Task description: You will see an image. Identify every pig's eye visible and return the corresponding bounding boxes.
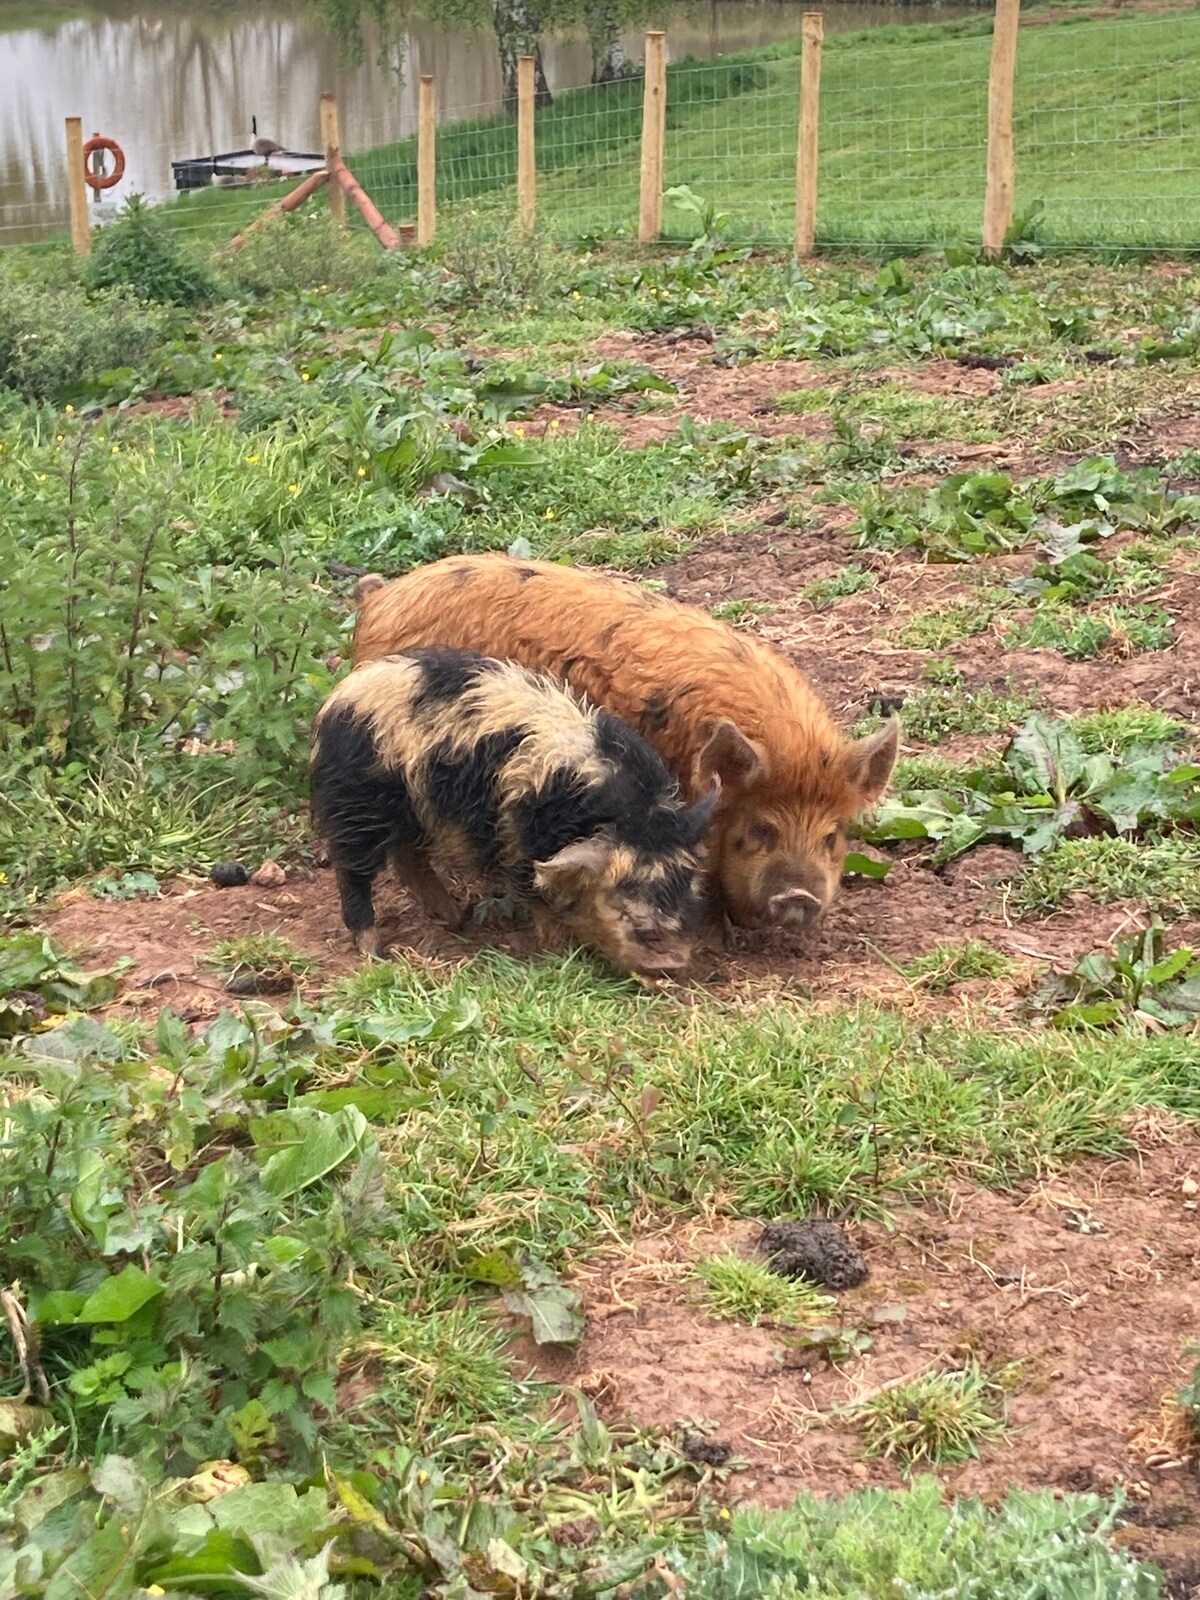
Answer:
[735,820,779,853]
[823,829,842,853]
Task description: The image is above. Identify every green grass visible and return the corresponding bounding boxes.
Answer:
[854,1364,1007,1469]
[205,932,317,983]
[1010,835,1200,918]
[299,9,1200,251]
[693,1252,835,1327]
[899,941,1017,992]
[803,563,878,609]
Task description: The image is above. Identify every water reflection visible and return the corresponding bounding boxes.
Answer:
[0,1,977,243]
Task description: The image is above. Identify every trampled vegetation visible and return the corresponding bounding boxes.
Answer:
[2,173,1199,1597]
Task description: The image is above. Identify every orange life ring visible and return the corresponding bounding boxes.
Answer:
[83,136,125,192]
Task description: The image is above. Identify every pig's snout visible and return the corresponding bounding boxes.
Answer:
[766,885,823,930]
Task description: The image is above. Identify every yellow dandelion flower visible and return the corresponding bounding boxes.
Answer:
[64,404,74,414]
[287,483,300,494]
[543,508,555,520]
[513,426,525,438]
[571,290,581,301]
[245,453,260,465]
[111,444,121,454]
[301,371,312,382]
[318,284,329,292]
[357,466,367,478]
[0,871,7,884]
[35,472,47,482]
[56,434,64,442]
[548,419,560,431]
[214,352,223,362]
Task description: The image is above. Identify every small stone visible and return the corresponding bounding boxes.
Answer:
[250,860,286,888]
[210,862,248,888]
[1180,1175,1197,1197]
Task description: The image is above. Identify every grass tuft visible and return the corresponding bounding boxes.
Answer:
[854,1363,1007,1468]
[693,1252,835,1327]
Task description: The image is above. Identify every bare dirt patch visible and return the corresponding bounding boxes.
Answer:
[657,534,1200,728]
[521,1141,1200,1585]
[42,851,1183,1031]
[523,331,827,447]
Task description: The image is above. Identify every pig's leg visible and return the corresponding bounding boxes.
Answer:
[389,844,464,930]
[336,868,382,956]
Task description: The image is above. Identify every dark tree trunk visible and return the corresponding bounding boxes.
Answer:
[494,0,553,110]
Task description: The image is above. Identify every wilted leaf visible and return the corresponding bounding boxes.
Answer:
[500,1256,584,1347]
[23,1015,125,1063]
[91,1454,149,1514]
[0,1401,55,1452]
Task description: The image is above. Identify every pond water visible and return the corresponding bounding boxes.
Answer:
[0,0,979,244]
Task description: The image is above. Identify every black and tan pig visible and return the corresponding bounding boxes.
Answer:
[310,647,719,976]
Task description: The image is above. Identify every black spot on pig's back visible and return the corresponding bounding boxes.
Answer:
[311,703,422,873]
[422,727,524,868]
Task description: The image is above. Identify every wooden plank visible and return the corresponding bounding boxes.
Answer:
[218,168,329,256]
[329,155,402,249]
[320,92,345,227]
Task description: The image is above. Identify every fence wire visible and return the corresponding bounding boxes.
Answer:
[3,6,1200,254]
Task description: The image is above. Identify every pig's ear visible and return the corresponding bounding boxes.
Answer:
[694,720,766,792]
[844,717,900,804]
[534,838,614,893]
[681,778,721,843]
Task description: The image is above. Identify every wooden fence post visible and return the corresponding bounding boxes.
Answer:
[65,117,90,258]
[982,0,1020,257]
[517,56,536,235]
[321,92,346,227]
[794,13,823,259]
[418,75,436,245]
[638,31,667,244]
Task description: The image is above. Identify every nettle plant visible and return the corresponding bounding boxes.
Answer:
[1,1002,393,1472]
[0,427,339,776]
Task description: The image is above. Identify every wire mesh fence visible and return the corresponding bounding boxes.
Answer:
[5,4,1200,255]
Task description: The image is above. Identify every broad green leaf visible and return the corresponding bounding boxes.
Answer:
[460,1249,524,1288]
[142,1528,260,1592]
[1007,714,1085,801]
[842,852,891,880]
[78,1265,164,1324]
[24,1015,125,1063]
[35,1290,86,1325]
[258,1106,370,1198]
[1051,1000,1125,1029]
[208,1482,331,1544]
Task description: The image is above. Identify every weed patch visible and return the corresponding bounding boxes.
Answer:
[854,1364,1007,1468]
